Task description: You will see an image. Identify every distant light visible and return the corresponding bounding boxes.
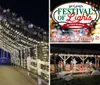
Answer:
[7,9,10,12]
[92,4,95,7]
[3,19,7,21]
[89,2,92,5]
[16,25,20,28]
[28,24,33,28]
[79,33,82,36]
[12,13,16,16]
[84,28,88,30]
[17,18,20,22]
[98,9,100,13]
[62,30,65,32]
[3,10,6,13]
[96,5,98,7]
[85,1,88,4]
[43,32,46,34]
[37,27,41,29]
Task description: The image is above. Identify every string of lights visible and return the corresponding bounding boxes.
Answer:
[0,5,49,83]
[0,5,48,53]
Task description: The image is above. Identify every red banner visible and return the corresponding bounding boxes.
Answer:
[61,23,92,29]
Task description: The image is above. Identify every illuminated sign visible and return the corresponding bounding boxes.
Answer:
[52,2,99,28]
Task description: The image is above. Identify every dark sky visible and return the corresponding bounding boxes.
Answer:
[51,44,100,51]
[0,0,48,31]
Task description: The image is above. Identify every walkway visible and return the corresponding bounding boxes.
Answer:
[0,65,38,85]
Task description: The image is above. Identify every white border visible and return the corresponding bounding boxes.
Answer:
[49,0,50,85]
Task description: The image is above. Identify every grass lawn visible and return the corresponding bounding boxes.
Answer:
[51,75,100,85]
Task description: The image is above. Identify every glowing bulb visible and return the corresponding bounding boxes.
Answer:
[28,24,33,28]
[89,2,92,5]
[85,1,88,4]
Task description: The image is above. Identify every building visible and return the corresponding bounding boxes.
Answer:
[50,44,100,73]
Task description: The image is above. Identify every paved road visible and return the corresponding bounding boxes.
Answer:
[0,65,37,85]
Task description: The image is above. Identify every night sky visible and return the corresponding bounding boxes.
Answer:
[51,44,99,64]
[51,44,100,51]
[0,0,48,31]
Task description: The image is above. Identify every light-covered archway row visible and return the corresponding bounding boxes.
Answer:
[0,6,49,84]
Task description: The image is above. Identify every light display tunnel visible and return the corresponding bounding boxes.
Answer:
[0,48,10,64]
[0,6,49,84]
